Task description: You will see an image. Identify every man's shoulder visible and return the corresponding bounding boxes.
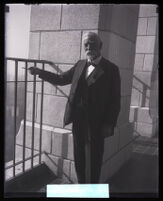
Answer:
[74,59,86,66]
[102,57,117,67]
[77,59,86,63]
[101,57,119,72]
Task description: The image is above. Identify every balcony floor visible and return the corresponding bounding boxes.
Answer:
[37,135,158,198]
[108,135,159,198]
[4,135,159,198]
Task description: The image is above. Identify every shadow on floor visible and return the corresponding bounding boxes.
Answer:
[4,163,56,198]
[107,136,159,198]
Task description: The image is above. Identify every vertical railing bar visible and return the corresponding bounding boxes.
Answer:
[4,59,7,164]
[39,63,44,164]
[23,61,28,172]
[31,62,37,169]
[13,60,18,177]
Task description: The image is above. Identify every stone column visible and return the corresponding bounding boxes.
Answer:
[16,4,139,183]
[97,4,139,181]
[130,4,158,137]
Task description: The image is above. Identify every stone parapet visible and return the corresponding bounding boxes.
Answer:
[16,120,72,157]
[16,120,134,182]
[129,106,158,137]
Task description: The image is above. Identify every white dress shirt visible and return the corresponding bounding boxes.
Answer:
[86,56,102,78]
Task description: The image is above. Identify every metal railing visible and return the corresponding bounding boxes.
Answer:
[132,75,151,107]
[5,57,60,179]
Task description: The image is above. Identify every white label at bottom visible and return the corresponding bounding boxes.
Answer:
[46,184,109,198]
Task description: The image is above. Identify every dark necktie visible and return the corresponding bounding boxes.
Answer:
[87,61,96,67]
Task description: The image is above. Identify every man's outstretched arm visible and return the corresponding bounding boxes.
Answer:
[29,62,78,86]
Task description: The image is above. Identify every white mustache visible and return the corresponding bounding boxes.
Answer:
[86,50,95,54]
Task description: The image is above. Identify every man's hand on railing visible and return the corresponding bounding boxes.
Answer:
[29,67,42,75]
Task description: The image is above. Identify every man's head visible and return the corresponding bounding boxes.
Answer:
[82,32,102,61]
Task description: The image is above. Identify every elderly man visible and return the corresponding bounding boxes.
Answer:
[29,32,121,184]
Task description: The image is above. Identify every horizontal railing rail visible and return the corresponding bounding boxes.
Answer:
[6,57,62,73]
[6,57,55,64]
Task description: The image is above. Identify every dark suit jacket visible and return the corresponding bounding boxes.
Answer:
[39,57,121,132]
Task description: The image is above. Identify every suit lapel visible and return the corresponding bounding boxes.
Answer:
[87,59,104,86]
[69,60,86,100]
[73,60,87,83]
[69,58,105,101]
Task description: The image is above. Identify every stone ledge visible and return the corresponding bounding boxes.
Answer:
[129,106,155,124]
[16,120,72,158]
[16,121,52,153]
[134,121,158,138]
[130,106,158,137]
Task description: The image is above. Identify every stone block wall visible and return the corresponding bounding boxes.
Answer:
[130,4,158,137]
[20,4,139,183]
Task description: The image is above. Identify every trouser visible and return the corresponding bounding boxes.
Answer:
[72,119,104,184]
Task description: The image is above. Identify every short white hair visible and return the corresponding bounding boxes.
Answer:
[82,32,102,48]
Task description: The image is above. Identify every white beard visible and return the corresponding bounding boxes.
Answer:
[86,54,96,61]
